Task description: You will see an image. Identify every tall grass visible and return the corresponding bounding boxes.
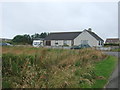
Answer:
[2,46,108,88]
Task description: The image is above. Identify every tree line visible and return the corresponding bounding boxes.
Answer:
[11,32,49,45]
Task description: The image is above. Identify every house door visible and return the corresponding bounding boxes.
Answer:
[71,40,74,46]
[46,41,51,46]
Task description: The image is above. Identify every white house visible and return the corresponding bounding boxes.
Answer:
[44,29,104,47]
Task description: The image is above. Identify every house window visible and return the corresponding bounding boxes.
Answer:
[55,40,58,45]
[63,40,67,45]
[33,42,40,45]
[33,42,37,45]
[101,41,103,46]
[99,41,101,45]
[81,40,88,44]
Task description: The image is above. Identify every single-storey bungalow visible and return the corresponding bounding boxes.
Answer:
[44,29,104,47]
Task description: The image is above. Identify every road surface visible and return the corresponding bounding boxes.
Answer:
[104,52,120,89]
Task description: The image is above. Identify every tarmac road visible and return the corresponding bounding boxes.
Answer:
[103,52,120,89]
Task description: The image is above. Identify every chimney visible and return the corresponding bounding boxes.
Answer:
[88,28,92,32]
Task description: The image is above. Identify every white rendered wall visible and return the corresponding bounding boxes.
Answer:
[51,40,72,46]
[74,31,99,47]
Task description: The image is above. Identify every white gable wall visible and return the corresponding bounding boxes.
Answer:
[74,31,99,47]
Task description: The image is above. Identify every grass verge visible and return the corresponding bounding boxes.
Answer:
[110,48,120,52]
[91,56,118,88]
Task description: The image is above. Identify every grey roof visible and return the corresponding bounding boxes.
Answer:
[44,32,82,40]
[44,30,104,41]
[86,30,104,41]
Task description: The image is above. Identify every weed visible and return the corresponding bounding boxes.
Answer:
[2,46,116,88]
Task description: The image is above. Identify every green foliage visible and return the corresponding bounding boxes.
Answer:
[104,43,119,46]
[75,60,81,67]
[2,47,117,88]
[2,81,11,88]
[91,56,117,88]
[31,32,49,40]
[12,32,49,45]
[110,48,120,52]
[12,34,32,45]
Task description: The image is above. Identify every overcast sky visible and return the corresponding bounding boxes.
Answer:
[0,2,118,40]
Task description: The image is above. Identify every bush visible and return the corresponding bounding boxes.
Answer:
[104,43,119,46]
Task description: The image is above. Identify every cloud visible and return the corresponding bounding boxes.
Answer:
[1,2,118,40]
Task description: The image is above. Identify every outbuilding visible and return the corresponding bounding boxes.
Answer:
[32,38,44,47]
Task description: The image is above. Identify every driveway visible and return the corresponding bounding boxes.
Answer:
[103,52,120,88]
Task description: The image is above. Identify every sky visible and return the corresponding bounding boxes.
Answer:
[0,2,118,41]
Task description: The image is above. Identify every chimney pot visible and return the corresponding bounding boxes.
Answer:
[88,28,92,32]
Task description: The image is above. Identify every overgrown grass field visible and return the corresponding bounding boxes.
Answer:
[2,46,117,88]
